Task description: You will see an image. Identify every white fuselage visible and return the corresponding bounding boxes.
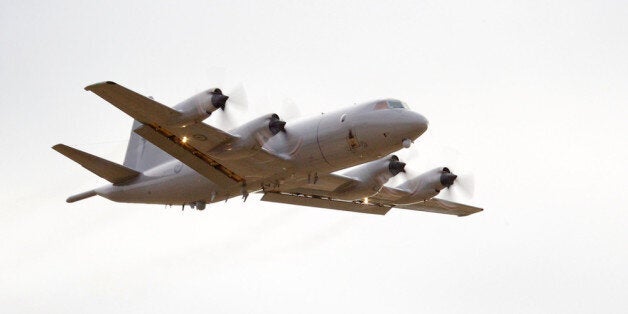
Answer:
[96,101,428,205]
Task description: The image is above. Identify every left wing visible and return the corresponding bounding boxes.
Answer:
[85,81,180,125]
[86,81,243,186]
[85,81,234,150]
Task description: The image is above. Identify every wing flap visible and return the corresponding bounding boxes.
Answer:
[261,192,391,215]
[394,198,483,217]
[134,125,242,187]
[52,144,140,184]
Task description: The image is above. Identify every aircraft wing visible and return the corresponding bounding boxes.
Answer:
[85,81,243,187]
[261,192,391,215]
[85,81,180,125]
[261,174,482,216]
[392,198,483,216]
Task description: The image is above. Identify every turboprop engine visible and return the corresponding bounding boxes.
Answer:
[393,167,458,204]
[211,113,286,160]
[333,155,406,201]
[169,88,229,126]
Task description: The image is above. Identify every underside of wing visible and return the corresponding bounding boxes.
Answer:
[270,175,483,217]
[261,192,391,215]
[394,198,483,217]
[260,173,389,215]
[371,186,483,216]
[268,173,357,196]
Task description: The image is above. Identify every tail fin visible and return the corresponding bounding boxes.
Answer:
[123,120,173,171]
[52,144,140,184]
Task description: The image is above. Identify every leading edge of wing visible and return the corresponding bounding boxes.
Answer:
[85,81,180,125]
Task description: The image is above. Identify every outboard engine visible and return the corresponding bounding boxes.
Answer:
[393,167,457,204]
[333,155,406,201]
[169,88,229,126]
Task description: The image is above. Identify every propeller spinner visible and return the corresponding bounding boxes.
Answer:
[388,155,407,176]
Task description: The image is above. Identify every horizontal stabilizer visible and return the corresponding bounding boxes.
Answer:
[66,190,97,203]
[52,144,140,184]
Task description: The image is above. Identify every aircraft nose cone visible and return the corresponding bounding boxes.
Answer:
[400,111,428,139]
[414,112,429,135]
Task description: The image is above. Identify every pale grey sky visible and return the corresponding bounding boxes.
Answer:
[1,0,627,313]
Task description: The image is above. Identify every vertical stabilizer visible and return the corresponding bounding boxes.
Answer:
[123,120,173,171]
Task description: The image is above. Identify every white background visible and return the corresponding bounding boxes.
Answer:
[1,0,627,313]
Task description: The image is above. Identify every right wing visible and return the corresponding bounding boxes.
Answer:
[261,174,483,217]
[261,192,391,215]
[86,81,243,187]
[393,198,483,217]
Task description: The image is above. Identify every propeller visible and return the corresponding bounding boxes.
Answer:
[205,67,249,130]
[371,155,407,186]
[439,167,475,201]
[388,155,406,176]
[268,113,286,135]
[386,144,476,202]
[225,82,248,111]
[265,113,307,159]
[386,153,418,187]
[209,84,249,130]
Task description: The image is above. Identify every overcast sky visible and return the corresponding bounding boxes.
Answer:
[1,0,627,313]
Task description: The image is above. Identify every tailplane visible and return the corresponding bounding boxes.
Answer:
[52,144,140,184]
[66,190,97,203]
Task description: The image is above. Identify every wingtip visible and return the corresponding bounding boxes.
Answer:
[52,143,66,151]
[457,207,484,217]
[84,81,117,91]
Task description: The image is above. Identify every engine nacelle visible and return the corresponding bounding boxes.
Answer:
[393,167,456,204]
[169,88,228,126]
[211,113,286,160]
[333,155,406,201]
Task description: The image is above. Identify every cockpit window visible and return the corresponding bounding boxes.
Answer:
[374,101,388,110]
[387,100,406,109]
[373,100,409,110]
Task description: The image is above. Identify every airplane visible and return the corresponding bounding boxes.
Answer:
[53,81,483,217]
